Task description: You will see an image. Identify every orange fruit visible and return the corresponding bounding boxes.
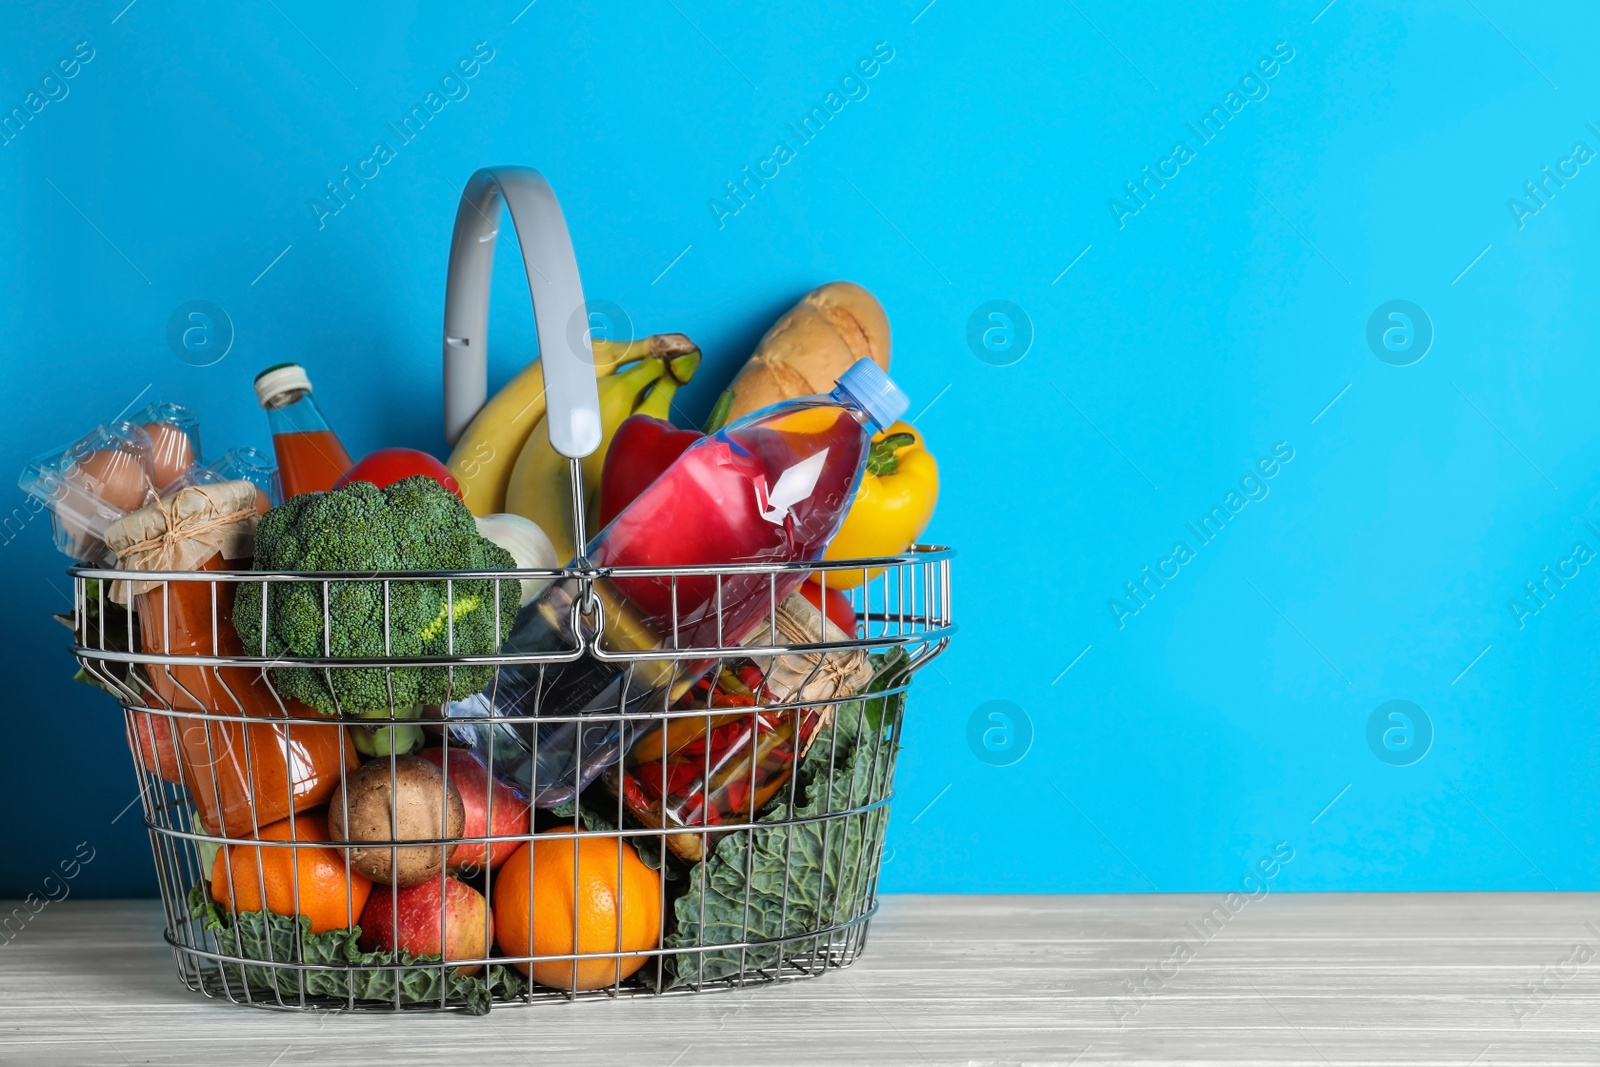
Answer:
[210,812,371,934]
[493,829,662,990]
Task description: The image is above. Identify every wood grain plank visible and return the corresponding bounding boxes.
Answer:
[2,894,1598,1065]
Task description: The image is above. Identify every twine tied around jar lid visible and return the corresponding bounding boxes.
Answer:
[102,480,260,604]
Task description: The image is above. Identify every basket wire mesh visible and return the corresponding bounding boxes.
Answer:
[71,484,952,1012]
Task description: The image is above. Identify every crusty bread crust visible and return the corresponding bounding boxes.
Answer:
[725,281,891,422]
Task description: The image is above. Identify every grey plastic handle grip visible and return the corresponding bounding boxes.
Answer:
[442,166,602,458]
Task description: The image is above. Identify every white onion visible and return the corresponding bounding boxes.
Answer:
[475,512,560,605]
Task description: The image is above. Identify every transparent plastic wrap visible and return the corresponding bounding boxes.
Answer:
[131,400,203,490]
[20,419,158,563]
[165,446,282,515]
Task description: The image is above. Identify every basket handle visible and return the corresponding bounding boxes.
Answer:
[441,166,602,459]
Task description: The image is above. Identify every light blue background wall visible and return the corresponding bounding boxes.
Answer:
[3,0,1598,897]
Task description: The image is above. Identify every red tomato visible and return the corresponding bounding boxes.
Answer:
[334,448,462,499]
[800,579,857,636]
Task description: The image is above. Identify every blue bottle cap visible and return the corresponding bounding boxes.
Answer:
[835,358,910,432]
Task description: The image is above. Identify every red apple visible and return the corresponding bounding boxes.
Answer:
[359,876,492,975]
[126,710,183,783]
[417,747,530,871]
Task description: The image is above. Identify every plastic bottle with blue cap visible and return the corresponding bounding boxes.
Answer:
[451,358,911,805]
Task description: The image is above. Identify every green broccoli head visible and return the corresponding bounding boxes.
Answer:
[234,475,519,716]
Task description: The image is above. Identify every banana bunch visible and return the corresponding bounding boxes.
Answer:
[506,346,700,560]
[447,333,700,518]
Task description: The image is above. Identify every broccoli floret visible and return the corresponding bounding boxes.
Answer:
[234,476,519,716]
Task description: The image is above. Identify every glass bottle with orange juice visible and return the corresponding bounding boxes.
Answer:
[254,364,353,497]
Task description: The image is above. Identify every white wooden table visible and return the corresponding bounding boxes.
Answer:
[3,894,1597,1065]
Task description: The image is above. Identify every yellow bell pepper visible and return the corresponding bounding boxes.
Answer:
[819,422,939,589]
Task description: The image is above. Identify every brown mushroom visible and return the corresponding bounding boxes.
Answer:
[328,756,465,887]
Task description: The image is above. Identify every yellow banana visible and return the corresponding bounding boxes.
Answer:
[505,358,669,561]
[621,351,700,434]
[664,349,702,399]
[633,376,681,421]
[447,333,698,516]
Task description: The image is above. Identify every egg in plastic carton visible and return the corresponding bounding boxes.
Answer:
[128,401,203,492]
[162,446,281,516]
[19,421,161,564]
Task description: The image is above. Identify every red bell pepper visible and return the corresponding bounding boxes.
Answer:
[598,415,703,528]
[633,759,702,801]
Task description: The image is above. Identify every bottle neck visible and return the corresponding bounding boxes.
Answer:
[264,390,334,435]
[829,385,882,433]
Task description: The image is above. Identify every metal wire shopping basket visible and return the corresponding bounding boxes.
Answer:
[66,167,955,1013]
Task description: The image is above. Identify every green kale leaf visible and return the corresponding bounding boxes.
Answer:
[187,884,527,1014]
